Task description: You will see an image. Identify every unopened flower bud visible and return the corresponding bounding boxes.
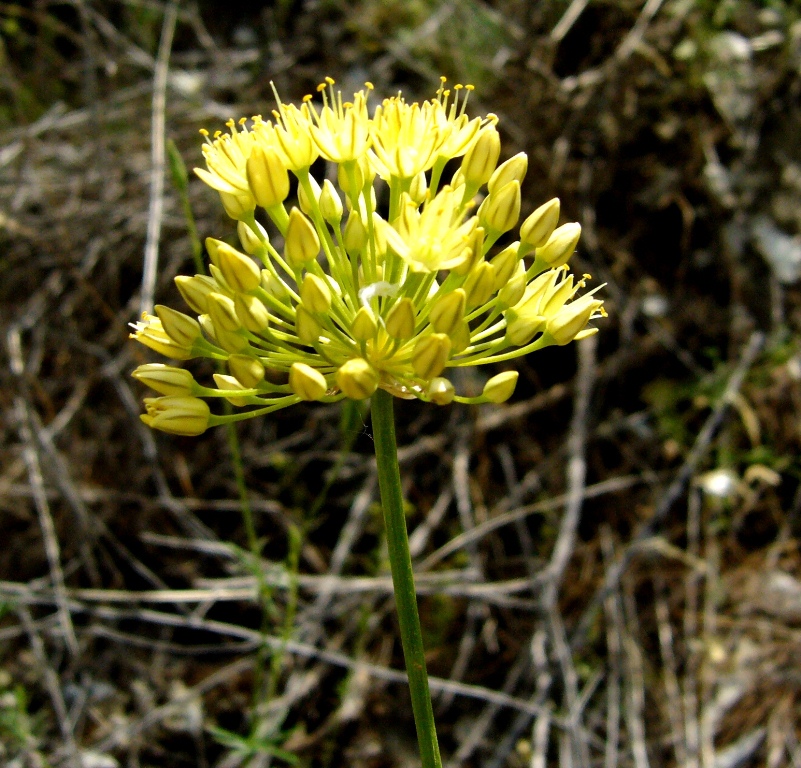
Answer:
[132,364,196,396]
[480,180,521,234]
[449,320,471,354]
[155,305,201,347]
[215,326,249,353]
[385,298,416,340]
[463,261,497,308]
[536,222,581,268]
[213,373,249,407]
[336,358,378,400]
[205,237,224,268]
[462,124,500,187]
[246,144,290,209]
[261,269,288,298]
[290,362,328,401]
[395,194,420,241]
[300,274,332,313]
[497,261,527,308]
[285,208,320,267]
[175,274,216,314]
[207,293,241,333]
[217,242,261,293]
[198,314,215,342]
[429,289,466,335]
[141,396,210,436]
[298,174,321,216]
[219,190,255,221]
[337,158,364,195]
[409,171,428,205]
[319,179,343,223]
[234,294,270,333]
[488,152,528,194]
[520,198,560,249]
[371,212,390,258]
[491,242,520,290]
[238,220,268,255]
[343,212,368,254]
[351,306,377,341]
[427,377,455,405]
[412,333,452,379]
[209,264,233,293]
[228,354,265,388]
[295,304,321,344]
[483,371,518,403]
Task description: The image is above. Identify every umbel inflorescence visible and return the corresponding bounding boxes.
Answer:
[132,78,605,435]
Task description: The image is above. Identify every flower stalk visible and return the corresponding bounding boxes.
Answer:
[372,388,441,768]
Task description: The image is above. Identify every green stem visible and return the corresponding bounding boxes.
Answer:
[371,388,442,768]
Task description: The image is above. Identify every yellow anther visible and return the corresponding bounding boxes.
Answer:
[302,94,312,102]
[365,81,374,90]
[199,128,209,136]
[316,83,326,92]
[465,84,475,91]
[325,76,335,85]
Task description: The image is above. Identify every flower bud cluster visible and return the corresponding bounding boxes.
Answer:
[132,78,605,435]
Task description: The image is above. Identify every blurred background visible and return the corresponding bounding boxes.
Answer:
[2,1,801,766]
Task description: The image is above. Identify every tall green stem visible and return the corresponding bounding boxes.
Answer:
[371,388,442,768]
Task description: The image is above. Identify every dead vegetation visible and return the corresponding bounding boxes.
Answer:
[1,1,801,766]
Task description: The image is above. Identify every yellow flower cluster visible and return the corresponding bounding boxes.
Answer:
[132,78,605,435]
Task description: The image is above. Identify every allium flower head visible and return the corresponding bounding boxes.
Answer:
[132,78,605,435]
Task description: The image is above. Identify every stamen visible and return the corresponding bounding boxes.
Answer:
[460,85,474,115]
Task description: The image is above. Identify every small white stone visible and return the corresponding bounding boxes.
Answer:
[697,468,739,499]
